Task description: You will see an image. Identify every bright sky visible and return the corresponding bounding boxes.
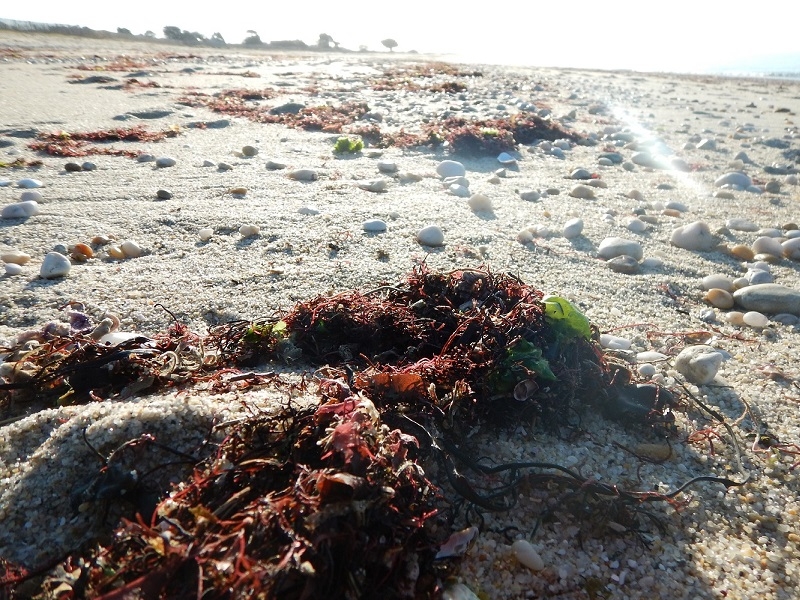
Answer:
[3,1,799,72]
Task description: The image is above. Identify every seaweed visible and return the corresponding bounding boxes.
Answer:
[0,268,748,598]
[28,126,180,157]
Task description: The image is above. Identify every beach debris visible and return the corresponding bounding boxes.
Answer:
[332,135,363,154]
[29,126,178,158]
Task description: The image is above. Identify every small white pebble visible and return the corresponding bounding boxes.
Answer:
[742,311,768,328]
[239,224,260,237]
[120,240,143,258]
[511,539,544,571]
[198,228,213,242]
[467,193,493,212]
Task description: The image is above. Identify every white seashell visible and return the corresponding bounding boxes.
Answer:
[357,179,388,193]
[442,583,480,600]
[436,526,478,559]
[511,539,544,571]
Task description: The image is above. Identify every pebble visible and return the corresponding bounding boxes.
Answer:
[631,152,658,168]
[357,179,388,193]
[569,184,595,199]
[120,240,143,258]
[702,274,734,291]
[733,284,800,315]
[714,190,735,199]
[607,255,640,274]
[598,237,643,261]
[714,172,752,188]
[239,224,260,237]
[751,236,783,258]
[217,162,233,171]
[726,311,745,326]
[436,160,466,179]
[742,311,769,328]
[626,217,647,233]
[17,178,42,188]
[448,184,471,198]
[637,351,668,363]
[39,252,71,279]
[1,250,31,265]
[20,190,43,202]
[670,221,717,251]
[782,238,800,260]
[241,145,258,157]
[696,138,717,150]
[704,288,734,309]
[82,161,96,171]
[137,153,155,163]
[202,160,215,167]
[417,224,444,247]
[265,160,287,170]
[198,228,213,242]
[599,334,632,350]
[726,218,759,232]
[298,205,320,216]
[519,190,540,202]
[497,152,517,166]
[745,269,773,285]
[71,243,93,261]
[442,583,480,600]
[362,219,387,233]
[674,345,723,384]
[570,168,592,180]
[64,162,82,172]
[4,263,23,275]
[288,168,318,181]
[377,160,398,174]
[155,156,176,168]
[511,539,544,571]
[107,245,125,259]
[156,189,173,200]
[467,193,492,212]
[729,244,755,260]
[2,202,37,219]
[562,218,583,239]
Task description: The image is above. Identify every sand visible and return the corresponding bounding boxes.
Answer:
[1,31,799,598]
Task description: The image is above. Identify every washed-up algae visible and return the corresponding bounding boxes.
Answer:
[0,267,743,599]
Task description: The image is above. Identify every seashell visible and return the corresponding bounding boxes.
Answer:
[514,379,538,401]
[435,526,478,559]
[71,243,93,260]
[512,539,544,571]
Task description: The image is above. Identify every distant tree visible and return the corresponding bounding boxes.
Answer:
[243,30,262,45]
[381,38,398,52]
[359,45,368,52]
[117,27,132,36]
[211,32,226,45]
[144,30,155,38]
[163,25,182,40]
[317,33,339,49]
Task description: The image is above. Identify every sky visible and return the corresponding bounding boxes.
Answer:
[3,1,799,73]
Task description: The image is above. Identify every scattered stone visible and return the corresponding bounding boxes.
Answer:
[19,190,43,202]
[782,238,800,260]
[198,228,214,242]
[765,180,781,194]
[704,288,734,309]
[1,250,31,265]
[733,283,800,315]
[598,237,643,261]
[696,138,717,150]
[377,160,398,174]
[448,184,471,198]
[39,252,71,279]
[17,178,42,189]
[288,169,319,181]
[156,189,173,200]
[599,334,632,350]
[702,274,734,291]
[121,240,143,258]
[362,219,387,233]
[417,225,444,247]
[4,263,23,276]
[298,205,320,216]
[746,269,773,285]
[269,102,305,115]
[670,221,718,251]
[570,168,592,180]
[239,224,260,238]
[729,244,755,261]
[241,145,258,157]
[726,311,745,326]
[562,218,583,239]
[82,161,96,171]
[202,160,216,167]
[357,179,388,193]
[497,152,517,166]
[599,152,623,164]
[467,193,492,212]
[742,311,769,328]
[64,162,82,172]
[751,236,783,258]
[674,345,723,384]
[266,160,287,170]
[436,160,466,178]
[155,156,176,168]
[714,172,752,188]
[726,218,759,232]
[631,152,658,168]
[519,190,540,202]
[511,540,544,571]
[569,185,595,199]
[626,218,647,233]
[714,190,735,199]
[607,255,640,274]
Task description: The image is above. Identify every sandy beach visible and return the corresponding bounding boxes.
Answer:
[1,31,799,599]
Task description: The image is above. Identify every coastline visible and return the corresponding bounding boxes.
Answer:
[1,31,799,598]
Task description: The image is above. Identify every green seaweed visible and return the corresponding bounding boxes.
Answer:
[543,295,592,340]
[332,136,364,154]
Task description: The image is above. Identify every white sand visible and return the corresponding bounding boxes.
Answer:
[1,31,799,598]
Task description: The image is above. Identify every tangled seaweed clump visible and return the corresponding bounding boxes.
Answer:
[1,268,747,598]
[28,125,180,157]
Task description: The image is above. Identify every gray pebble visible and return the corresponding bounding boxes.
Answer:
[733,284,800,315]
[156,189,173,200]
[519,190,540,202]
[137,153,155,163]
[570,168,592,180]
[598,237,643,261]
[64,162,82,172]
[288,168,318,181]
[242,145,258,157]
[362,219,387,233]
[607,255,640,274]
[81,161,96,171]
[715,172,752,188]
[155,156,176,168]
[726,218,759,232]
[218,162,233,171]
[436,160,466,178]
